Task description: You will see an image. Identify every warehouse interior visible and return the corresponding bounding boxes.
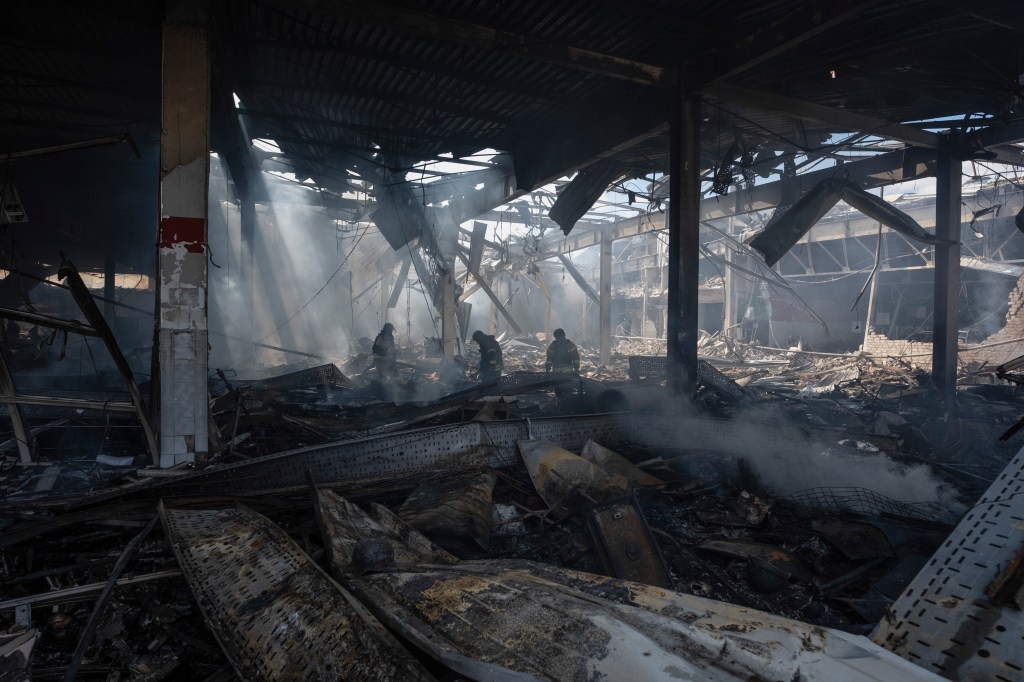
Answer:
[1,1,1024,679]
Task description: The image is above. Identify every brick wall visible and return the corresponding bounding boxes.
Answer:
[862,272,1024,368]
[862,332,934,368]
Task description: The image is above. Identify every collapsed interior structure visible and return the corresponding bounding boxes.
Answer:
[2,1,1024,679]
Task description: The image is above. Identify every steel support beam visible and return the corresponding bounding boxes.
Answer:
[667,91,702,397]
[0,337,31,463]
[283,0,672,87]
[0,308,97,336]
[933,0,1024,34]
[707,82,941,148]
[932,144,961,401]
[0,395,137,412]
[467,221,487,277]
[557,254,600,304]
[441,262,457,361]
[59,258,160,459]
[456,253,523,333]
[156,15,210,467]
[387,257,410,309]
[599,235,612,365]
[536,145,939,258]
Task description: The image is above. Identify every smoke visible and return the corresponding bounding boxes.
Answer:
[630,399,964,513]
[208,160,364,376]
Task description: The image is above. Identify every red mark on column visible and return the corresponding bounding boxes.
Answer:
[160,217,206,253]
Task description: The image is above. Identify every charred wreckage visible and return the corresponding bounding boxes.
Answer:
[3,1,1024,681]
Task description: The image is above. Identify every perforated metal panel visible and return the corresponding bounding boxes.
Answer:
[627,355,666,380]
[626,356,747,401]
[247,363,349,390]
[160,505,432,681]
[148,415,631,498]
[696,360,749,401]
[872,444,1024,681]
[496,370,565,390]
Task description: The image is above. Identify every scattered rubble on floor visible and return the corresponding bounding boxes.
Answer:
[2,336,1023,679]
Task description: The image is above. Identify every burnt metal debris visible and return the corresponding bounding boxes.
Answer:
[1,336,1022,679]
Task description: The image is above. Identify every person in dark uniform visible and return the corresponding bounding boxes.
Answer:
[471,330,503,382]
[545,328,580,374]
[371,322,397,381]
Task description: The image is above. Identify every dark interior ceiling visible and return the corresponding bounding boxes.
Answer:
[1,0,1022,271]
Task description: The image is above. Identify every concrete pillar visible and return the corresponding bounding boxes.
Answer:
[932,145,961,401]
[599,234,612,364]
[441,262,456,362]
[156,15,209,467]
[863,267,879,350]
[722,248,736,339]
[667,89,701,396]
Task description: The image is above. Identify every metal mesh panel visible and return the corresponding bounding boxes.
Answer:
[246,363,349,390]
[497,370,555,389]
[626,356,747,401]
[781,487,943,523]
[144,415,631,499]
[161,505,430,681]
[154,423,485,497]
[628,356,666,380]
[696,360,748,401]
[872,445,1024,681]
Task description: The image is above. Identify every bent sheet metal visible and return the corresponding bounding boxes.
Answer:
[313,489,942,682]
[159,502,433,682]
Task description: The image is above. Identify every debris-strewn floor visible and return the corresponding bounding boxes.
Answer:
[1,337,1021,678]
[0,435,961,679]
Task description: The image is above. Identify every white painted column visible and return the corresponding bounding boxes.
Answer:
[157,19,209,467]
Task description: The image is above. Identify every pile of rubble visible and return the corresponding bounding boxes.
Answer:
[1,430,952,680]
[3,328,1024,678]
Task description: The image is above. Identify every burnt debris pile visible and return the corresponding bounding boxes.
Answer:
[1,336,1022,679]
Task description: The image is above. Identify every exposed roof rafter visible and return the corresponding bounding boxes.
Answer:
[706,82,943,148]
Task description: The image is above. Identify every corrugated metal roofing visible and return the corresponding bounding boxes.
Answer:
[1,1,1022,192]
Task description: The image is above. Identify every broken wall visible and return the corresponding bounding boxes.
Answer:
[863,270,1024,367]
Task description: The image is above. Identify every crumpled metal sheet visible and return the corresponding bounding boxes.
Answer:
[0,629,36,682]
[518,439,630,518]
[398,469,496,549]
[352,560,940,682]
[811,519,893,560]
[159,503,434,682]
[315,491,940,682]
[581,439,663,487]
[697,539,818,584]
[313,487,457,577]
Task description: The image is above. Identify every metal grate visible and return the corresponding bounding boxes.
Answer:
[496,370,558,389]
[781,487,944,523]
[140,415,630,499]
[626,356,747,401]
[627,355,666,381]
[160,504,431,681]
[246,363,349,390]
[872,444,1024,681]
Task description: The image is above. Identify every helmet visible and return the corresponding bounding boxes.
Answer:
[382,323,395,333]
[472,330,485,342]
[553,328,565,338]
